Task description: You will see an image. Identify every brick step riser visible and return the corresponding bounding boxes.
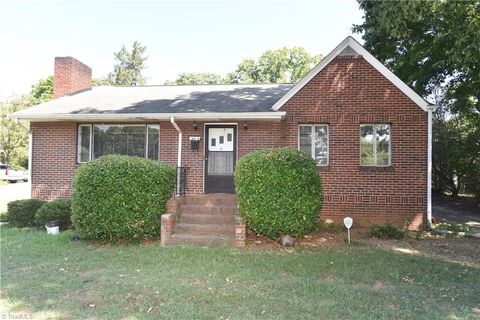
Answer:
[180,205,237,215]
[181,199,237,206]
[175,224,235,236]
[180,215,236,225]
[168,235,234,246]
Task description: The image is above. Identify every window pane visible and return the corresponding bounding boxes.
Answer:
[299,126,312,156]
[360,125,374,165]
[78,125,91,162]
[314,125,328,165]
[219,136,224,144]
[147,125,159,160]
[376,124,390,166]
[93,125,146,159]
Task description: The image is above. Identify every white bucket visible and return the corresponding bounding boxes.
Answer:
[46,225,59,235]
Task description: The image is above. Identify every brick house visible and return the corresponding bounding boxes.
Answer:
[13,37,434,245]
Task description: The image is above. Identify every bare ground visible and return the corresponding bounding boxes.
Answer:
[246,227,480,268]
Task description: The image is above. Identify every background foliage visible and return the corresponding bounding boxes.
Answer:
[35,199,72,231]
[6,199,46,227]
[0,76,54,167]
[166,47,322,85]
[234,148,323,238]
[71,155,176,241]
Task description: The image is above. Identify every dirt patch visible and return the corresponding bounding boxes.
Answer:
[245,227,353,249]
[246,226,480,268]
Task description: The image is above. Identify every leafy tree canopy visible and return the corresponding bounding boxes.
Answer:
[167,47,322,85]
[166,72,224,85]
[30,76,53,105]
[228,47,322,84]
[0,77,54,167]
[108,41,148,86]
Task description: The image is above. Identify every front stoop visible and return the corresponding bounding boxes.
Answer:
[161,194,246,247]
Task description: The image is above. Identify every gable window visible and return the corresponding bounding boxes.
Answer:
[77,124,160,163]
[299,124,329,166]
[360,124,391,166]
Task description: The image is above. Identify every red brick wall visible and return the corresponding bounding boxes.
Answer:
[53,57,92,99]
[31,123,78,200]
[30,55,427,228]
[279,55,427,228]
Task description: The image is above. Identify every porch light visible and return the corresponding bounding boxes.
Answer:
[244,121,248,130]
[192,121,198,131]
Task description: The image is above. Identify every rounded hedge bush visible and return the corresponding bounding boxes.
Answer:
[71,155,176,241]
[6,199,46,227]
[35,199,72,230]
[234,148,322,238]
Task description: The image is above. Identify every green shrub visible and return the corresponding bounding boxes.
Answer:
[368,223,406,239]
[6,199,46,227]
[71,155,176,241]
[234,148,322,238]
[0,212,8,222]
[35,199,72,230]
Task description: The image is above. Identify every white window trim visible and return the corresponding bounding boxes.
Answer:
[360,124,392,167]
[77,124,160,163]
[146,124,160,159]
[77,124,92,164]
[298,124,329,166]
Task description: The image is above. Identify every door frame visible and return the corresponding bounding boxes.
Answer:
[203,123,238,193]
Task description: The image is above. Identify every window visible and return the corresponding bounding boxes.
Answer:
[298,124,329,166]
[147,125,160,161]
[77,124,160,163]
[78,125,92,163]
[360,124,391,166]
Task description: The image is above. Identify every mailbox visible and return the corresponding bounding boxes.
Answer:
[189,136,201,150]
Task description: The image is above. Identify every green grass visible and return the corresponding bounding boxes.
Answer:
[1,226,479,319]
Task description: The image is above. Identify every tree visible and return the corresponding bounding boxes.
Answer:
[92,77,114,87]
[30,76,53,105]
[0,77,54,167]
[0,96,31,167]
[109,41,148,86]
[226,58,257,84]
[228,47,322,84]
[166,72,225,85]
[433,112,480,198]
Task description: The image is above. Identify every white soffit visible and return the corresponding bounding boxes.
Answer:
[271,36,430,112]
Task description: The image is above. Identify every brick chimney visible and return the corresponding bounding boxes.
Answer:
[53,57,92,99]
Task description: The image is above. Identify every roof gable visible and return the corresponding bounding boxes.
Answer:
[271,36,430,112]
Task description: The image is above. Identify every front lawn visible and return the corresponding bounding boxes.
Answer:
[1,226,478,319]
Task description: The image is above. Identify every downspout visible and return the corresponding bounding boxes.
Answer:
[28,131,32,184]
[170,116,182,196]
[426,105,449,234]
[426,107,433,229]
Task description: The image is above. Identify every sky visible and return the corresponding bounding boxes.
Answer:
[0,0,364,101]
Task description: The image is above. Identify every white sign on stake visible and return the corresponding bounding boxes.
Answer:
[343,217,353,244]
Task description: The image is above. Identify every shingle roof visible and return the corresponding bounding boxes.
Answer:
[13,84,293,121]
